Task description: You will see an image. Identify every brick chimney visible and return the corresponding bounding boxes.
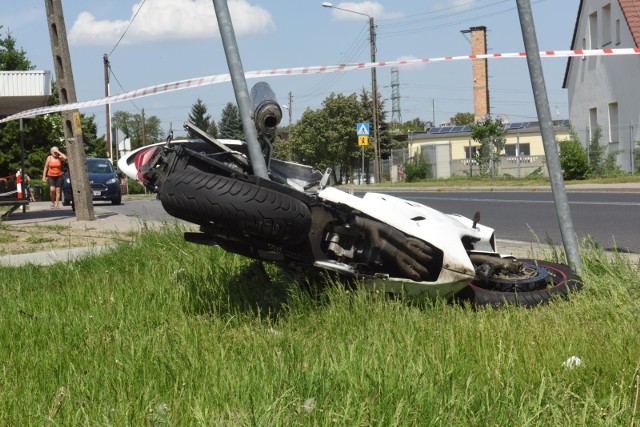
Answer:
[470,26,489,122]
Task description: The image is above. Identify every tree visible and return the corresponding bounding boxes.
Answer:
[111,110,162,152]
[188,98,217,138]
[558,129,589,180]
[359,87,393,157]
[290,93,365,184]
[586,125,622,177]
[470,117,507,177]
[0,27,33,71]
[450,112,475,126]
[399,117,429,133]
[218,102,244,140]
[207,121,219,139]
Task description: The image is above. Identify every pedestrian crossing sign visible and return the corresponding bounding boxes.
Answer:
[356,123,370,136]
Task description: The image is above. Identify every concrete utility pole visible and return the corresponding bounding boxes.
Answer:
[369,15,381,184]
[515,0,582,273]
[45,0,95,221]
[103,54,112,160]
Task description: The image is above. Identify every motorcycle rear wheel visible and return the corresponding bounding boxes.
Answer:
[455,259,583,307]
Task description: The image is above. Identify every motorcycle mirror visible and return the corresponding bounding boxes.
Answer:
[472,211,481,229]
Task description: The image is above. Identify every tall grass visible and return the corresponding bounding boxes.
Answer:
[0,226,638,425]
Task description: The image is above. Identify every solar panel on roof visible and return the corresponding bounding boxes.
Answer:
[440,126,453,133]
[451,126,464,132]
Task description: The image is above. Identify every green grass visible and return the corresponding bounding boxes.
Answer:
[0,226,638,425]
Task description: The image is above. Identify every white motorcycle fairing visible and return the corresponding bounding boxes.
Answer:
[316,187,497,300]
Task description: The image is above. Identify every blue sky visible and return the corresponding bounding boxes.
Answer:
[2,0,580,136]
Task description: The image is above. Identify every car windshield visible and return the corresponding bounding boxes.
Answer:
[87,159,114,174]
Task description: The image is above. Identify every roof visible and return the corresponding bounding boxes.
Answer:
[0,71,52,116]
[410,120,570,141]
[619,0,640,46]
[563,0,640,88]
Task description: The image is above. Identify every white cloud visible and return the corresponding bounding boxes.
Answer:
[327,1,403,21]
[68,0,275,46]
[434,0,474,13]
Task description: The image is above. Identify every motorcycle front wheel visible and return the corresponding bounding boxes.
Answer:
[455,259,583,307]
[158,170,312,245]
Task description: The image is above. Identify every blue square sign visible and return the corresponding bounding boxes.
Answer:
[356,123,370,136]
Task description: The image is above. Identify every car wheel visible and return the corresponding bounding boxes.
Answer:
[111,197,122,205]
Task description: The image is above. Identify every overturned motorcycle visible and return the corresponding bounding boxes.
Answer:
[119,84,582,307]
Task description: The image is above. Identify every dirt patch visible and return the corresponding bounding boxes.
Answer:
[0,223,139,255]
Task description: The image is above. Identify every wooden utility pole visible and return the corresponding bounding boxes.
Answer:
[44,0,95,221]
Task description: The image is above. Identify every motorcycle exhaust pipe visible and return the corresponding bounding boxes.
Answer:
[250,82,282,137]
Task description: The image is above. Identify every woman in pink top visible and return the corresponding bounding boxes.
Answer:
[42,146,67,209]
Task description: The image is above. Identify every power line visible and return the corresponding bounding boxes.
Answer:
[108,0,147,58]
[108,64,141,111]
[376,0,549,39]
[297,23,370,100]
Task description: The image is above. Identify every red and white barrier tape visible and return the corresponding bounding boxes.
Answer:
[1,47,638,124]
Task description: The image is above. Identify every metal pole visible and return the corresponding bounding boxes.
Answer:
[517,132,521,178]
[630,122,634,173]
[516,0,582,273]
[361,146,365,185]
[19,118,26,211]
[468,139,472,177]
[211,0,269,179]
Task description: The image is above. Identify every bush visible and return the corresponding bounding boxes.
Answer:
[559,138,589,180]
[127,179,147,195]
[404,161,430,182]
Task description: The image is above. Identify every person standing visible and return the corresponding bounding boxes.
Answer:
[42,146,67,209]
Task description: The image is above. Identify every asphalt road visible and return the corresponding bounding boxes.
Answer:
[357,191,640,254]
[106,190,640,254]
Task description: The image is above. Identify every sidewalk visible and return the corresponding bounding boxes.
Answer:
[0,201,155,267]
[2,200,151,232]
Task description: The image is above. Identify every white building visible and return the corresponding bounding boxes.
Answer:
[563,0,640,172]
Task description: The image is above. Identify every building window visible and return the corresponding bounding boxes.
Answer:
[590,11,598,49]
[608,102,619,143]
[615,19,621,45]
[602,4,612,46]
[504,143,530,156]
[465,146,480,159]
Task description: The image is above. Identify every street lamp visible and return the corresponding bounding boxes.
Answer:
[322,2,381,183]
